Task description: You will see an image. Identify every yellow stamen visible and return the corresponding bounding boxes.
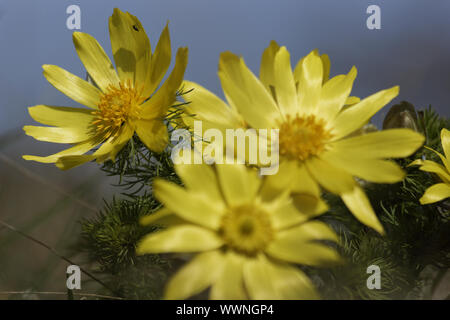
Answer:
[278,114,333,161]
[91,80,145,138]
[220,204,273,256]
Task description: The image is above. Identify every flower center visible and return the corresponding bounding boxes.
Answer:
[278,114,333,161]
[91,80,145,137]
[220,204,273,255]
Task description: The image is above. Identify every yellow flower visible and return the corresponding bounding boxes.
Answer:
[23,8,188,170]
[412,128,450,204]
[181,41,424,234]
[137,162,341,300]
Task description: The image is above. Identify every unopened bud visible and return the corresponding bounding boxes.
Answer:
[382,101,419,131]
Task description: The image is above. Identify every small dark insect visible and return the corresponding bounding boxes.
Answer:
[133,25,139,31]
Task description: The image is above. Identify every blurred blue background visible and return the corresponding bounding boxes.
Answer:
[0,0,449,137]
[0,0,449,298]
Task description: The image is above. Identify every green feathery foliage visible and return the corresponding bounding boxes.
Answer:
[79,196,175,299]
[100,134,180,197]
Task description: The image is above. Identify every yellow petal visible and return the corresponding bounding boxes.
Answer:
[210,252,247,300]
[306,157,355,194]
[332,86,399,140]
[55,154,95,170]
[266,194,310,230]
[25,108,133,170]
[425,146,450,174]
[140,47,188,120]
[293,55,306,86]
[259,160,296,200]
[55,123,134,169]
[266,260,320,299]
[182,80,243,131]
[95,123,134,160]
[297,50,323,115]
[408,159,424,167]
[284,220,339,243]
[330,128,424,159]
[266,234,342,266]
[321,148,407,183]
[261,165,326,227]
[341,185,384,234]
[72,32,120,92]
[136,225,223,254]
[216,164,261,207]
[27,105,94,128]
[126,13,154,96]
[291,163,321,196]
[140,206,189,227]
[175,162,224,204]
[320,53,330,83]
[260,160,320,200]
[153,178,224,229]
[273,47,298,116]
[420,183,450,204]
[43,65,101,109]
[345,96,360,105]
[148,23,171,96]
[259,40,280,92]
[109,8,151,87]
[319,67,357,121]
[244,254,320,299]
[140,207,172,226]
[23,137,100,164]
[291,193,329,219]
[293,49,320,83]
[416,160,450,183]
[442,128,450,161]
[23,126,91,144]
[135,119,168,153]
[164,251,223,300]
[218,51,279,129]
[243,255,279,299]
[345,158,405,183]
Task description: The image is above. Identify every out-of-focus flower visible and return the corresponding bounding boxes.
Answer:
[137,162,341,299]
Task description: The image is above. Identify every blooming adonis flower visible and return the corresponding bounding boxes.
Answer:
[23,8,188,170]
[182,41,424,234]
[411,128,450,204]
[137,162,341,299]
